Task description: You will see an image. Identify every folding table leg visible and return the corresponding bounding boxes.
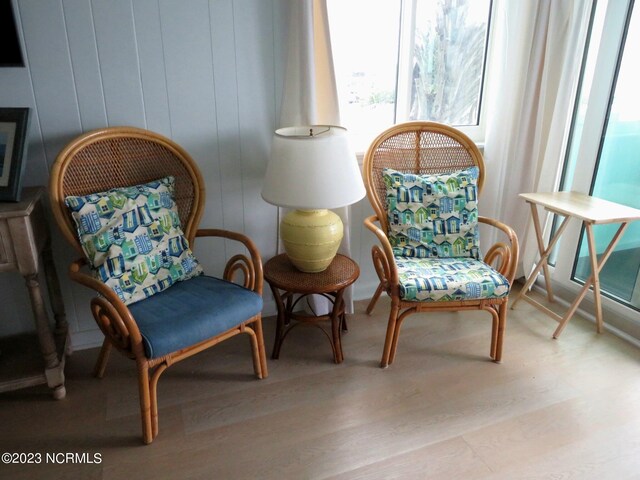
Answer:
[552,222,629,338]
[586,224,603,333]
[531,202,554,302]
[512,204,570,309]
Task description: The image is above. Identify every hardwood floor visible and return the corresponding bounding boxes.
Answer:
[2,285,640,479]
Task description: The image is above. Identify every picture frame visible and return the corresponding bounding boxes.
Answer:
[0,0,25,67]
[0,108,30,202]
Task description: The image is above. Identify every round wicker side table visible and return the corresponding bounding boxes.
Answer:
[263,253,360,364]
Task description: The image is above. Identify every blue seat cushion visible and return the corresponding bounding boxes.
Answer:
[128,275,263,359]
[395,256,510,302]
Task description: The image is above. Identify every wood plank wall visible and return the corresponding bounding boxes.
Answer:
[0,0,379,348]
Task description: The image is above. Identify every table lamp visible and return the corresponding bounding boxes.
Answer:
[262,125,366,273]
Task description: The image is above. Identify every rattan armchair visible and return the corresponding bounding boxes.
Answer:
[363,122,519,367]
[49,127,267,444]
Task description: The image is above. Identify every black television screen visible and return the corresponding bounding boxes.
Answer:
[0,0,24,67]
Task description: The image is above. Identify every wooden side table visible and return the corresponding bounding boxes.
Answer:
[513,191,640,338]
[264,254,359,364]
[0,187,69,399]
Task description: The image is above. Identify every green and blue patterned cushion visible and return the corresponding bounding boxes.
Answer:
[383,167,480,259]
[395,256,510,302]
[65,176,203,306]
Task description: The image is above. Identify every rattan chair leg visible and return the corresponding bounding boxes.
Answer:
[388,316,404,366]
[252,317,268,378]
[380,304,400,368]
[137,363,153,444]
[490,306,499,360]
[149,363,167,440]
[494,303,508,363]
[389,308,415,365]
[93,338,112,378]
[245,327,263,379]
[366,282,384,315]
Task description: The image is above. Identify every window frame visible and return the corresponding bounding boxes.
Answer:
[394,0,495,144]
[329,0,496,152]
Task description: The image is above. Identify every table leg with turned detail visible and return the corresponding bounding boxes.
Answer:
[24,272,66,399]
[0,187,69,399]
[42,239,70,352]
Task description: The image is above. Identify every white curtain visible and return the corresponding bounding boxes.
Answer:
[278,0,355,314]
[482,0,593,277]
[279,0,339,126]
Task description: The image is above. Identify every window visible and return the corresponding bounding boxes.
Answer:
[328,0,493,150]
[573,1,640,309]
[551,0,640,315]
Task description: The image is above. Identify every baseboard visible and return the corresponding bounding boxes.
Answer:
[353,280,379,303]
[68,329,104,351]
[262,298,277,317]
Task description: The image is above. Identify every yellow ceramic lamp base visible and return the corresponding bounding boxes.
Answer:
[281,209,343,273]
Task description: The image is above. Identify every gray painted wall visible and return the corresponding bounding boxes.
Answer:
[0,0,378,349]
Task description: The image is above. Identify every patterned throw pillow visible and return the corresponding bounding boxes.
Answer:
[383,167,480,259]
[65,176,203,305]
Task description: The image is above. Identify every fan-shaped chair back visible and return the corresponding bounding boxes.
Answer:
[365,121,484,235]
[50,126,204,255]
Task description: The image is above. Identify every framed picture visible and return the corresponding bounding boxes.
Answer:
[0,108,30,202]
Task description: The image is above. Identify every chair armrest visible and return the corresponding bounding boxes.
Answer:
[478,216,520,284]
[195,229,263,295]
[364,215,399,292]
[69,258,144,359]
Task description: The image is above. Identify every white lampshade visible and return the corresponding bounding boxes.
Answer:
[261,125,365,209]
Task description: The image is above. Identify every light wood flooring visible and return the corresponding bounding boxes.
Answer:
[2,285,640,479]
